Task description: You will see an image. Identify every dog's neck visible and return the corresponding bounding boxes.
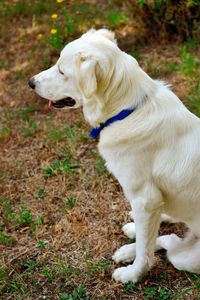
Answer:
[83,52,157,128]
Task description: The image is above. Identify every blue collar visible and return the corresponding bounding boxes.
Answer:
[89,107,135,140]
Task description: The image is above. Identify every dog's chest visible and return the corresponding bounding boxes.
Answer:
[98,143,143,189]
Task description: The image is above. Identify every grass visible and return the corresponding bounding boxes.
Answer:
[42,157,80,177]
[65,198,76,209]
[0,231,16,245]
[0,1,200,299]
[123,281,136,291]
[59,284,90,300]
[186,82,200,116]
[36,187,45,198]
[0,125,12,141]
[0,197,44,237]
[178,46,199,77]
[143,286,172,299]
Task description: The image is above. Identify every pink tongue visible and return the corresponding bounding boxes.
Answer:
[48,101,52,108]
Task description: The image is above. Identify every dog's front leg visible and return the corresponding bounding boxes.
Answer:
[113,185,163,283]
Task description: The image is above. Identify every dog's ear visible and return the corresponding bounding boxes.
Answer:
[84,28,117,45]
[95,29,117,44]
[76,53,98,99]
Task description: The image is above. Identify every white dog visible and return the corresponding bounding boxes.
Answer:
[29,29,200,283]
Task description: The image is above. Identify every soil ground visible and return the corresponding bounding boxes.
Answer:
[0,1,200,299]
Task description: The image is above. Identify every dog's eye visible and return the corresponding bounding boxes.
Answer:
[58,65,64,75]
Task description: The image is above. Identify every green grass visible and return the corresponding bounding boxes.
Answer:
[0,125,12,141]
[43,157,80,177]
[0,231,16,244]
[144,286,172,300]
[22,259,45,273]
[38,239,46,250]
[0,198,16,222]
[178,46,199,77]
[1,1,200,299]
[16,204,33,228]
[57,260,82,279]
[0,197,44,235]
[0,1,55,19]
[65,198,76,209]
[47,129,65,142]
[19,114,38,137]
[42,267,57,282]
[186,81,200,116]
[95,158,106,175]
[0,257,109,297]
[20,105,37,114]
[123,281,136,292]
[36,187,46,198]
[107,11,128,27]
[86,259,111,274]
[174,273,200,299]
[59,284,90,300]
[65,126,77,146]
[45,124,81,151]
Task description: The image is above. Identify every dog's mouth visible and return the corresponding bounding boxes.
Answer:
[49,97,76,109]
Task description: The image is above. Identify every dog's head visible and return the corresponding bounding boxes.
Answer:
[29,29,118,111]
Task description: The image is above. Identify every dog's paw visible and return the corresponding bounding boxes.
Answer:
[157,234,180,250]
[112,265,140,283]
[112,243,136,263]
[122,222,136,239]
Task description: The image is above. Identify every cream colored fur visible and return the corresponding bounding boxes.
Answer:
[31,29,200,283]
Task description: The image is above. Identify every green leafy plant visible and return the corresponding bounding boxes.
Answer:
[43,165,56,177]
[0,197,16,222]
[7,283,25,294]
[144,286,172,300]
[22,259,45,273]
[36,188,46,198]
[42,267,57,282]
[38,239,46,250]
[159,287,172,300]
[59,284,90,300]
[19,112,37,137]
[16,204,33,228]
[123,281,136,291]
[43,158,80,177]
[0,231,16,244]
[144,287,157,299]
[65,198,76,209]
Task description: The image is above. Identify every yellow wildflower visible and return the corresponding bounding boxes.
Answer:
[50,28,57,34]
[37,33,43,40]
[51,14,58,19]
[56,0,64,3]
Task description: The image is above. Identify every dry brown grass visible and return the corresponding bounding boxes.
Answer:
[0,1,200,299]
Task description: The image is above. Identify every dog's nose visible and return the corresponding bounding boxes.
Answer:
[28,78,36,89]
